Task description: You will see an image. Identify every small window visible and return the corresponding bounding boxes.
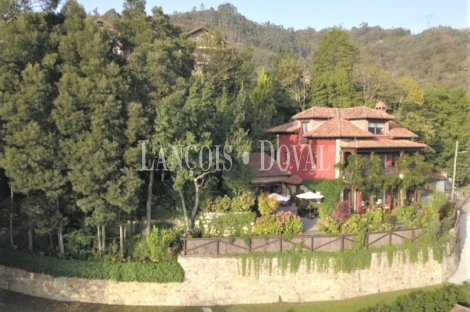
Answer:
[301,122,309,145]
[368,122,385,134]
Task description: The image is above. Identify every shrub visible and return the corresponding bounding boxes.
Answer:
[231,191,256,212]
[0,248,184,283]
[317,216,340,235]
[333,200,350,224]
[212,195,232,213]
[131,226,181,262]
[198,212,257,237]
[254,211,303,235]
[358,282,470,312]
[257,192,279,216]
[254,215,283,235]
[319,209,393,235]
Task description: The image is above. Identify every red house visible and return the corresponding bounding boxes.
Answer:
[266,101,427,211]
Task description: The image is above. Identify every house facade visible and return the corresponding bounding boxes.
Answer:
[266,102,427,211]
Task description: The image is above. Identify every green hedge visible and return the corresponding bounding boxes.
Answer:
[0,248,184,283]
[358,282,470,312]
[302,178,344,219]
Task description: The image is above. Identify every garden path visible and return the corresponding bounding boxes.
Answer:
[448,196,470,284]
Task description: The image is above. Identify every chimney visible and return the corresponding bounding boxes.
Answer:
[375,101,387,112]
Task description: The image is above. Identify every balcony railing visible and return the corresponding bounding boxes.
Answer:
[344,167,400,180]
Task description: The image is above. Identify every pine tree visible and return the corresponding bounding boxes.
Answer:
[113,0,194,233]
[0,12,69,253]
[53,1,141,253]
[311,27,361,108]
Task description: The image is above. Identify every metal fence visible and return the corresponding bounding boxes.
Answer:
[180,228,424,256]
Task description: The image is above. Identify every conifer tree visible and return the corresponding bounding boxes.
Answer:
[0,12,69,253]
[311,28,361,108]
[53,1,141,252]
[114,0,194,233]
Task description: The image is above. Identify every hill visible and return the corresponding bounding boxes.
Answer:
[169,3,470,89]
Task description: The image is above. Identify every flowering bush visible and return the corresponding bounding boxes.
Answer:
[318,209,393,235]
[317,216,340,234]
[200,191,255,213]
[254,211,303,235]
[257,192,279,216]
[231,191,255,212]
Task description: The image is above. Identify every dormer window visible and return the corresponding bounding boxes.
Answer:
[368,121,384,135]
[301,122,309,144]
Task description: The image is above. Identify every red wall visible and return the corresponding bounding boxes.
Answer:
[277,134,336,181]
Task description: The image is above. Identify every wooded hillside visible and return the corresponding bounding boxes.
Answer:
[168,3,469,89]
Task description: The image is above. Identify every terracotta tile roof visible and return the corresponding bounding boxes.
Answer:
[387,121,418,138]
[341,106,395,120]
[249,152,291,177]
[266,121,300,133]
[292,106,395,120]
[429,172,448,181]
[280,175,303,185]
[292,107,336,119]
[303,118,374,138]
[186,25,211,36]
[341,139,427,149]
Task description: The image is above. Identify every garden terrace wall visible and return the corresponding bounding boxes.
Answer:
[181,228,424,256]
[0,243,459,306]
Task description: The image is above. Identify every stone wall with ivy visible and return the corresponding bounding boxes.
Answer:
[0,242,459,306]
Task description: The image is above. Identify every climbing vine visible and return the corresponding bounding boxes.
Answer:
[233,234,453,277]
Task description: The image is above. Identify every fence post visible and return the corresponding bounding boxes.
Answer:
[216,238,220,255]
[280,236,282,252]
[341,235,345,250]
[389,231,392,246]
[183,239,186,256]
[411,228,415,242]
[311,236,314,251]
[365,232,369,249]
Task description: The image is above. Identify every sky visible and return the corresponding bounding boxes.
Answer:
[74,0,469,34]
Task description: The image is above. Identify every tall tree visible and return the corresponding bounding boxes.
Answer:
[0,11,69,253]
[311,27,361,108]
[53,1,141,253]
[113,0,194,233]
[0,0,60,23]
[248,72,275,147]
[155,78,251,232]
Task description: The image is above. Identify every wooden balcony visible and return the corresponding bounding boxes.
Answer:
[344,167,400,180]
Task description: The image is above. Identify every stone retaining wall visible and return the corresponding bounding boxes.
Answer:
[0,246,459,306]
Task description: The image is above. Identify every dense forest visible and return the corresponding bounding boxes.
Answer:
[0,0,468,259]
[167,3,470,90]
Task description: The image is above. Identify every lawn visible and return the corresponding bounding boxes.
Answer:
[0,284,447,312]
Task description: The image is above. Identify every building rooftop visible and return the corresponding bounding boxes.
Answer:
[292,106,395,120]
[341,139,427,149]
[266,121,301,133]
[249,152,291,178]
[303,118,374,138]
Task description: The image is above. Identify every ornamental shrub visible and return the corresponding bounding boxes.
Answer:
[131,226,181,262]
[213,195,232,212]
[257,192,279,216]
[199,212,257,237]
[254,211,303,235]
[231,191,255,212]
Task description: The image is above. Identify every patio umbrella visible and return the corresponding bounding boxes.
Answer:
[296,191,324,200]
[269,193,290,202]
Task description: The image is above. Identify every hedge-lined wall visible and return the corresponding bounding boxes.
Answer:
[0,248,184,283]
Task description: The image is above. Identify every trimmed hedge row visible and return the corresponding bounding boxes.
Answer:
[0,248,184,283]
[358,282,470,312]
